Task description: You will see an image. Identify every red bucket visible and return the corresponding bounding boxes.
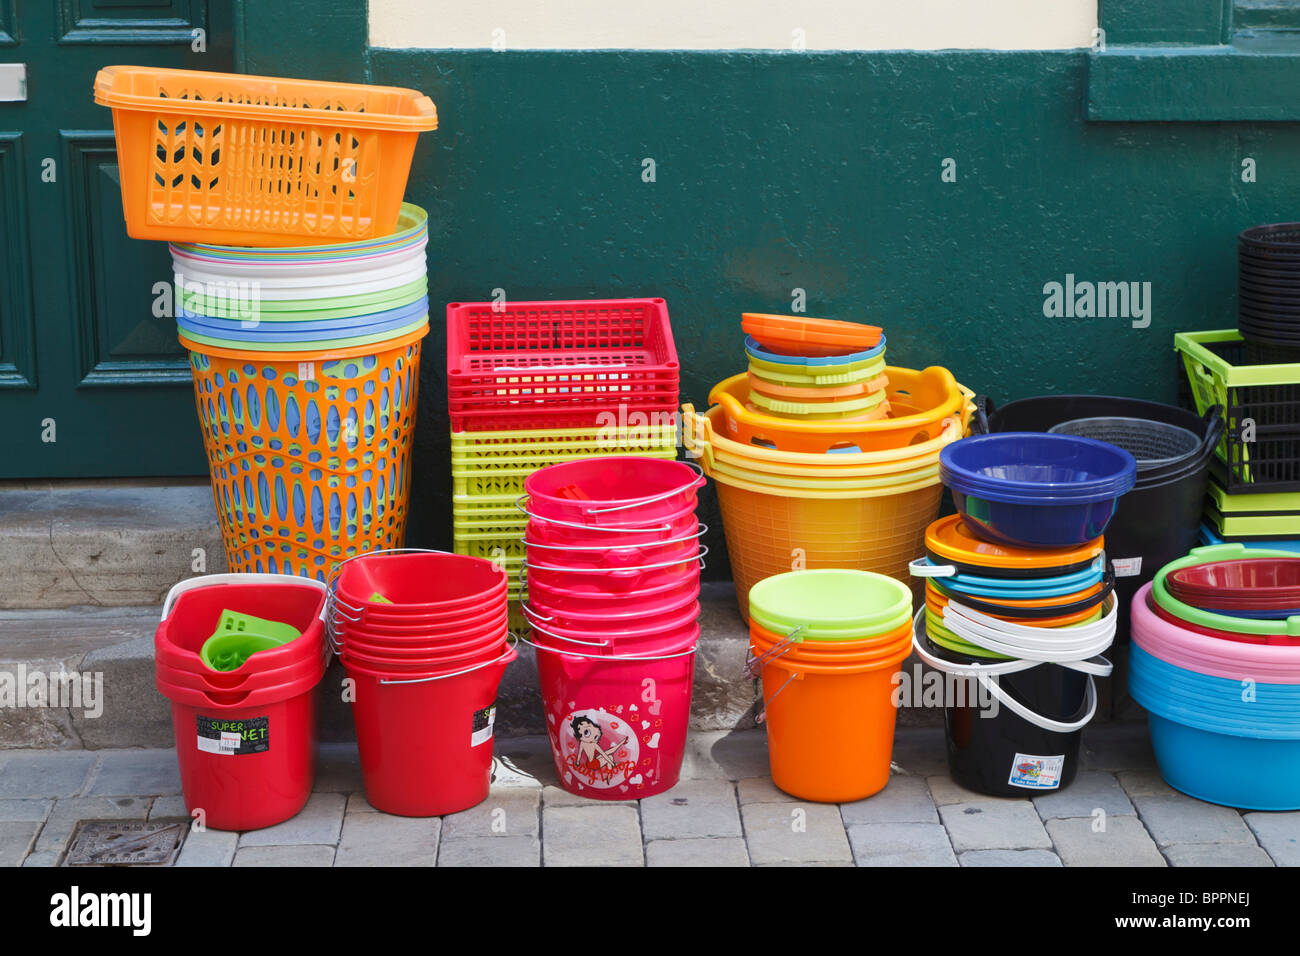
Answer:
[339,625,509,665]
[335,551,508,614]
[345,641,517,816]
[524,458,704,529]
[524,550,702,596]
[521,528,704,571]
[154,573,327,831]
[525,585,698,626]
[529,628,696,800]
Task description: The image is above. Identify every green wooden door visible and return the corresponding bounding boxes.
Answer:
[0,1,235,478]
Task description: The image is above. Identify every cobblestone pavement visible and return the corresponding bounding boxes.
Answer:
[1,726,1294,867]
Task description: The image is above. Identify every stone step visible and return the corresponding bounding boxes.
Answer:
[0,579,1144,751]
[0,479,227,611]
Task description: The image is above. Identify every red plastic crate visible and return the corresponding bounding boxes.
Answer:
[446,297,679,408]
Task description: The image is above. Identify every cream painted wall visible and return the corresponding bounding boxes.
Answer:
[369,0,1098,51]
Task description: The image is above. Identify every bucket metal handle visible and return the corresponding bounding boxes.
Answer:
[743,625,804,679]
[162,572,326,622]
[583,460,705,515]
[514,495,674,535]
[516,630,698,662]
[523,546,708,575]
[519,605,612,648]
[522,523,707,553]
[754,669,800,725]
[375,634,518,685]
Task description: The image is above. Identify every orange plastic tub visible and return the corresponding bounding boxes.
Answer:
[710,367,970,453]
[710,472,943,618]
[94,66,437,247]
[750,624,911,802]
[741,313,883,356]
[747,373,888,402]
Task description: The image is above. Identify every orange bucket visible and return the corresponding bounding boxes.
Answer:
[182,325,427,577]
[750,623,911,802]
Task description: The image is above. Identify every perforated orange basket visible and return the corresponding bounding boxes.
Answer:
[94,66,437,247]
[182,325,428,578]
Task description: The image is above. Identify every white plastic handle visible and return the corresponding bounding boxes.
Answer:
[911,609,1112,678]
[162,572,326,622]
[939,597,1118,662]
[976,671,1099,734]
[909,557,956,578]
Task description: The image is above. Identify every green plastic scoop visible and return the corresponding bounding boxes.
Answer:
[199,609,302,672]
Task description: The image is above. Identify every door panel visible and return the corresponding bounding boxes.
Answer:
[0,0,233,477]
[0,132,36,388]
[62,131,188,386]
[57,0,207,44]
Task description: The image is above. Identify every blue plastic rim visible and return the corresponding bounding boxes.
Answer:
[177,299,429,343]
[1199,521,1300,554]
[743,334,887,367]
[951,488,1123,550]
[1201,605,1300,620]
[1128,644,1300,733]
[920,557,1105,597]
[941,432,1138,503]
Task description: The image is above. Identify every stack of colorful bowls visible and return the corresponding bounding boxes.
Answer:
[908,433,1137,797]
[154,573,330,831]
[520,457,704,801]
[170,203,429,352]
[746,570,914,802]
[690,314,974,616]
[743,313,888,422]
[1130,543,1300,809]
[327,550,516,817]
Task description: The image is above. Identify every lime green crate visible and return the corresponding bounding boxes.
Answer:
[1175,329,1300,493]
[450,423,678,460]
[1208,478,1300,515]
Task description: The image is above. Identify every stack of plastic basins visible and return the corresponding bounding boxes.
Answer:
[692,360,972,617]
[328,551,516,816]
[1177,327,1300,552]
[747,570,914,802]
[1130,544,1300,809]
[911,432,1137,796]
[154,573,330,831]
[447,299,681,627]
[976,395,1224,640]
[95,66,440,582]
[520,457,704,800]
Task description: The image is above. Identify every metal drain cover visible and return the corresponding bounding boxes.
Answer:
[64,820,185,867]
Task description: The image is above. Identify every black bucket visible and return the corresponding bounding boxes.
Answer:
[921,625,1091,797]
[973,394,1223,643]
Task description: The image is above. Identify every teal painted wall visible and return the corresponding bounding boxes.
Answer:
[367,49,1300,573]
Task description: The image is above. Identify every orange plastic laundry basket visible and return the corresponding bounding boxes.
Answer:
[94,66,437,247]
[181,326,428,578]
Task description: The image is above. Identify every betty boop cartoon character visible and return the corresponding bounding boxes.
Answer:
[569,714,628,773]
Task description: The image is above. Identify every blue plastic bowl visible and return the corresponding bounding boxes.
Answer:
[744,334,886,367]
[1201,606,1300,620]
[1145,715,1300,811]
[941,433,1137,548]
[1129,643,1300,809]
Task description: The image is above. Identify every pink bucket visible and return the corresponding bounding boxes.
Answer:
[1132,583,1300,684]
[524,502,700,548]
[530,628,696,800]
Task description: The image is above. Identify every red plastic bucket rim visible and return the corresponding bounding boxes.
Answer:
[521,626,698,662]
[331,549,508,614]
[335,605,508,638]
[336,626,508,659]
[341,636,517,683]
[523,458,704,523]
